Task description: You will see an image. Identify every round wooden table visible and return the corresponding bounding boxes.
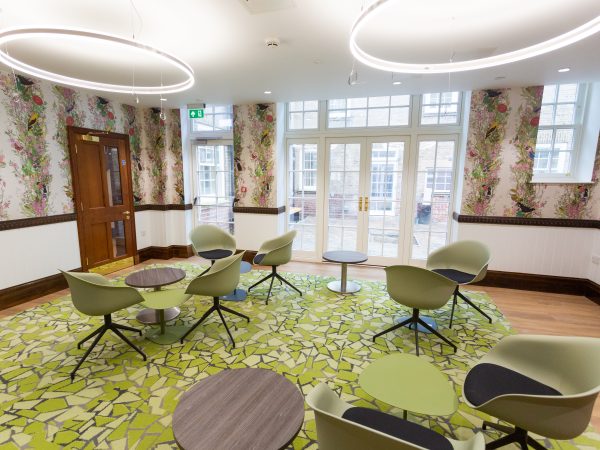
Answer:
[125,267,186,324]
[323,250,368,294]
[173,368,305,450]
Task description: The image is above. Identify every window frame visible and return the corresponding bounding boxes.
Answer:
[189,104,234,138]
[418,91,462,126]
[324,95,412,130]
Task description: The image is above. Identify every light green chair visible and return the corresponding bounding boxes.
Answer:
[180,252,249,347]
[247,230,301,304]
[306,383,485,450]
[373,265,457,356]
[426,240,491,327]
[463,334,600,450]
[61,271,188,380]
[189,224,237,274]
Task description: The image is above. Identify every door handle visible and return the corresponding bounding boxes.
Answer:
[123,210,131,220]
[358,197,363,212]
[365,197,369,212]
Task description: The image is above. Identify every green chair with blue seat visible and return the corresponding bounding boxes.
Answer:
[463,334,600,450]
[426,240,491,327]
[373,265,457,356]
[180,252,249,347]
[190,224,237,274]
[306,383,485,450]
[247,230,301,304]
[62,271,189,380]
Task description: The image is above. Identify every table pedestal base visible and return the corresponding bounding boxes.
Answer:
[146,325,189,345]
[327,280,361,294]
[396,315,437,334]
[221,288,248,302]
[137,307,180,325]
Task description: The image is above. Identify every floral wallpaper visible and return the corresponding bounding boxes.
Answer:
[233,103,276,208]
[461,86,599,219]
[0,70,185,221]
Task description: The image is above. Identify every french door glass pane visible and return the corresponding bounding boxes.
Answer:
[104,146,123,206]
[412,140,455,260]
[367,141,404,257]
[111,220,126,257]
[288,143,317,251]
[327,143,360,251]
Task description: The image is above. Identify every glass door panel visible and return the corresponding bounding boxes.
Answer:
[366,140,406,259]
[288,143,318,252]
[327,142,362,251]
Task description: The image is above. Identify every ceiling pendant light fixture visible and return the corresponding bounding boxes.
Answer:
[349,0,600,74]
[0,27,194,94]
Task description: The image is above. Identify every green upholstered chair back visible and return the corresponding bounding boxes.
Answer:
[467,334,600,440]
[307,383,484,450]
[385,265,457,310]
[426,240,490,283]
[186,252,244,298]
[61,271,144,317]
[189,224,236,254]
[255,230,296,267]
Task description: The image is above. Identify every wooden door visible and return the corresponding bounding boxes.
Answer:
[68,127,137,273]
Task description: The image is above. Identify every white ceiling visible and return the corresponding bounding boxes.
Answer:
[1,0,599,108]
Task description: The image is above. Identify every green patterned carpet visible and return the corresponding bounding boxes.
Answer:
[0,263,598,449]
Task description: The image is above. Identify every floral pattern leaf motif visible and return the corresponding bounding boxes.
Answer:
[168,109,184,204]
[87,95,116,132]
[53,85,86,212]
[504,86,546,217]
[144,108,167,204]
[0,74,51,217]
[554,133,600,219]
[122,104,143,204]
[462,89,510,216]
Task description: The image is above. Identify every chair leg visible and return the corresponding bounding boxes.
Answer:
[526,436,547,450]
[221,305,250,322]
[482,421,513,434]
[457,289,492,323]
[113,323,143,335]
[111,326,146,361]
[216,308,235,348]
[418,318,457,353]
[180,305,217,343]
[449,289,458,328]
[265,275,276,305]
[247,272,274,292]
[71,327,107,381]
[413,312,420,356]
[483,424,542,450]
[372,316,413,342]
[77,326,104,350]
[276,273,302,296]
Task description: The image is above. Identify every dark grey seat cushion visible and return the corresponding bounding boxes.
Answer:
[464,363,562,407]
[432,268,476,285]
[253,253,266,265]
[197,249,233,260]
[342,407,452,450]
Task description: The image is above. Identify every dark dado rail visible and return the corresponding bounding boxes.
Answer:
[232,206,286,215]
[453,212,600,228]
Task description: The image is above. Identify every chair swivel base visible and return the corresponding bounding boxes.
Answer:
[180,297,250,348]
[248,267,302,304]
[72,314,146,381]
[373,309,456,357]
[396,315,438,334]
[482,422,546,450]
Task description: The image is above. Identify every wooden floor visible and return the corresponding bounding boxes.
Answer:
[2,258,600,429]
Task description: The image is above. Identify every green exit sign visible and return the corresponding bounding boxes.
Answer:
[188,109,204,119]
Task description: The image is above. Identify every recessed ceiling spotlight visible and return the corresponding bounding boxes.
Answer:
[392,80,402,85]
[495,76,506,80]
[558,67,571,72]
[264,90,272,94]
[160,98,167,101]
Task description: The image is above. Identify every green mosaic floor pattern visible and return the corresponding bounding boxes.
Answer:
[0,263,598,449]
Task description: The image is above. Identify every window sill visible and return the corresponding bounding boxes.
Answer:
[530,177,595,185]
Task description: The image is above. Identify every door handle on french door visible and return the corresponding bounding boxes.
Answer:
[123,210,131,220]
[358,197,363,212]
[364,197,369,212]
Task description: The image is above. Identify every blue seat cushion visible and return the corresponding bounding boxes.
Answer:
[464,363,562,407]
[432,268,476,284]
[253,253,266,265]
[342,407,452,450]
[198,249,233,260]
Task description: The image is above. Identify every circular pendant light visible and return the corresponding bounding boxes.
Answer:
[349,0,600,74]
[0,27,194,94]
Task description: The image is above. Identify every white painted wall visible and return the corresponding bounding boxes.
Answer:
[456,223,593,277]
[135,210,191,248]
[0,221,81,289]
[233,212,286,252]
[586,229,600,284]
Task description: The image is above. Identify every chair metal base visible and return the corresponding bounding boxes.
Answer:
[180,297,250,348]
[373,308,457,356]
[450,287,492,327]
[482,421,546,450]
[247,267,302,304]
[72,314,146,381]
[396,315,437,334]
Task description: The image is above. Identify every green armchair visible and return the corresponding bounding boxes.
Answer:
[463,334,600,449]
[307,383,484,450]
[373,265,457,356]
[426,240,491,327]
[190,224,237,274]
[247,230,301,304]
[180,252,249,347]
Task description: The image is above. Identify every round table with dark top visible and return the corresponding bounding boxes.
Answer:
[323,250,368,294]
[173,368,305,450]
[125,267,186,324]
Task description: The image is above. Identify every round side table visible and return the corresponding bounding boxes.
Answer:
[323,250,368,294]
